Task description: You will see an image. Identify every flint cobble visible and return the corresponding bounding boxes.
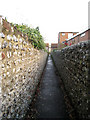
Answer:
[51,41,90,119]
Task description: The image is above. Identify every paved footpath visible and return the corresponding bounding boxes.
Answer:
[34,55,69,119]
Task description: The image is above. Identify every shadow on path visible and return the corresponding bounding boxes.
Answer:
[34,55,69,119]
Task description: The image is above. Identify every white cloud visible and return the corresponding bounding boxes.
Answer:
[0,0,89,44]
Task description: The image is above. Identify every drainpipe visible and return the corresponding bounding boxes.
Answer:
[78,35,79,43]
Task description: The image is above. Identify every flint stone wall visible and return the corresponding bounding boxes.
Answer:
[51,41,90,119]
[0,32,47,119]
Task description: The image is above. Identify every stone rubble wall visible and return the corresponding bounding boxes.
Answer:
[0,31,47,119]
[51,41,90,119]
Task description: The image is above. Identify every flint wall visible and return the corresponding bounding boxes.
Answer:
[51,41,90,119]
[0,30,47,119]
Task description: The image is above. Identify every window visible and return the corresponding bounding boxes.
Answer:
[72,39,75,41]
[68,33,73,39]
[62,41,65,44]
[80,33,85,37]
[62,33,65,36]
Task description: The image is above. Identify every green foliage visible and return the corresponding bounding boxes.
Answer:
[5,17,7,22]
[13,24,46,50]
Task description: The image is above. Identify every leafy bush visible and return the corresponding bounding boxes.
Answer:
[12,23,46,50]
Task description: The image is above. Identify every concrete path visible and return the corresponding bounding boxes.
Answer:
[35,55,69,119]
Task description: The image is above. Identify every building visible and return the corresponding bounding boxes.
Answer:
[88,1,90,29]
[58,32,78,48]
[66,28,90,45]
[51,43,58,51]
[45,43,49,52]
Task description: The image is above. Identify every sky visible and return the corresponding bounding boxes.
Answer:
[0,0,89,44]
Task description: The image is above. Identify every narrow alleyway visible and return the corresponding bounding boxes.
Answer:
[32,55,69,119]
[26,55,70,119]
